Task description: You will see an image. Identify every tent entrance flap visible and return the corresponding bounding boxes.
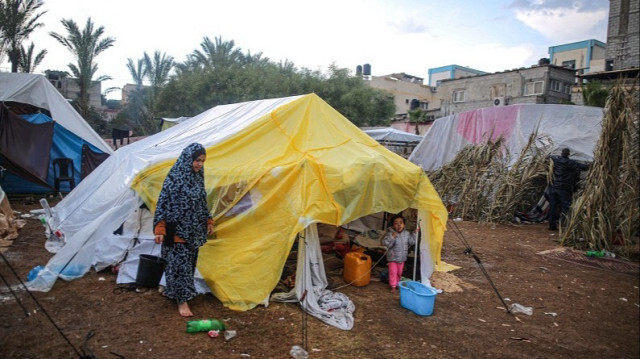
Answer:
[0,108,54,188]
[271,224,355,330]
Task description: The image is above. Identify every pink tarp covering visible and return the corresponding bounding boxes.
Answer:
[409,104,604,171]
[456,105,519,144]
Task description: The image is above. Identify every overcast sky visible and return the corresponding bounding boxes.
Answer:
[7,0,610,99]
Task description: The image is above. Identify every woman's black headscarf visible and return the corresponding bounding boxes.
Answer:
[153,143,211,247]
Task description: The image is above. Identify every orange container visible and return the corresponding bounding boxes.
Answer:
[343,251,372,286]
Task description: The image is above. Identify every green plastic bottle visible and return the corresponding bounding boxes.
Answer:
[186,319,225,333]
[586,250,604,257]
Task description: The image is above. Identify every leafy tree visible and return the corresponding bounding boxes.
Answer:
[103,98,121,110]
[582,81,609,107]
[118,51,174,135]
[18,41,46,72]
[313,64,394,127]
[0,0,46,72]
[50,17,115,118]
[113,86,158,135]
[82,104,109,136]
[151,36,394,127]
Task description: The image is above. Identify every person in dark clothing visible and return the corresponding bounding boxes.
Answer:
[153,143,215,317]
[547,148,589,230]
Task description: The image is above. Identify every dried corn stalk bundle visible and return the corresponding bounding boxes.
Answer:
[428,130,551,223]
[561,80,639,254]
[484,130,553,222]
[428,137,505,220]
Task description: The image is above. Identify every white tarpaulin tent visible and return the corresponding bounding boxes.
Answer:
[160,116,190,131]
[0,73,113,193]
[364,127,423,157]
[364,127,423,143]
[0,73,113,154]
[27,94,449,330]
[409,104,604,171]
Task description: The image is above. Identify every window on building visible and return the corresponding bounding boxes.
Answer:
[605,59,614,71]
[564,84,572,94]
[550,80,562,92]
[524,81,544,96]
[453,90,465,103]
[562,60,576,69]
[420,101,428,110]
[405,99,409,104]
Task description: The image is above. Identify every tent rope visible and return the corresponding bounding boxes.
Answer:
[447,218,510,312]
[0,267,31,316]
[0,252,86,358]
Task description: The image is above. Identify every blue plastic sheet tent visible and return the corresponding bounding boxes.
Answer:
[0,73,113,194]
[0,113,108,193]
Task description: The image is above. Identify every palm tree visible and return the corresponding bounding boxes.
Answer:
[0,42,5,64]
[144,50,173,108]
[144,50,174,88]
[18,41,46,72]
[0,0,46,72]
[126,57,146,89]
[191,36,243,69]
[49,17,115,118]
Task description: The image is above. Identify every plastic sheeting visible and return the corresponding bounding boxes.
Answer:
[364,128,423,143]
[0,113,107,193]
[0,111,53,188]
[409,104,604,171]
[160,117,190,131]
[0,73,113,154]
[132,94,449,311]
[271,224,355,330]
[27,94,449,316]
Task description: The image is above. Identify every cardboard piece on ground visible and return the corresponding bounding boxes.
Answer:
[431,271,476,293]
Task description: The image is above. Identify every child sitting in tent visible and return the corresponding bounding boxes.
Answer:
[382,214,418,294]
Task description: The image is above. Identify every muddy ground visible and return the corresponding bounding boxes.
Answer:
[1,199,638,359]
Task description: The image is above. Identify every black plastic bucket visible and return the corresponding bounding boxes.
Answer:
[135,254,167,288]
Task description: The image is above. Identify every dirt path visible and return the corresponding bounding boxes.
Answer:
[1,200,638,358]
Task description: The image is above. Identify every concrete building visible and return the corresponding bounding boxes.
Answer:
[367,72,440,120]
[604,0,639,71]
[44,70,102,109]
[121,83,144,106]
[576,0,639,104]
[427,64,487,87]
[435,64,576,116]
[548,39,607,74]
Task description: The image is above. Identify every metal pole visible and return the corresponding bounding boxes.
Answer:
[412,218,420,281]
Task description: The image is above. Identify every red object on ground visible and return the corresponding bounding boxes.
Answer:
[321,243,335,253]
[333,242,348,258]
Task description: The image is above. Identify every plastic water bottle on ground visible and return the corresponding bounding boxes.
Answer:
[509,303,533,315]
[586,250,604,257]
[186,319,225,333]
[224,330,237,341]
[290,345,308,359]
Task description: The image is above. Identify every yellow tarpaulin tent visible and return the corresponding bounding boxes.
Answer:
[132,94,450,311]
